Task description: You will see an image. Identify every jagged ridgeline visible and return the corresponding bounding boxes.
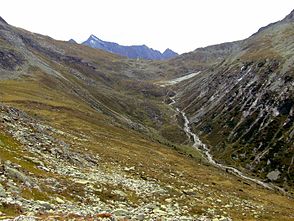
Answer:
[0,9,294,221]
[81,34,178,60]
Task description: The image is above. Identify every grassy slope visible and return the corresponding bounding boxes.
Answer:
[1,77,294,220]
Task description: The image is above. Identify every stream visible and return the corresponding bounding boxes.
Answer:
[169,96,286,192]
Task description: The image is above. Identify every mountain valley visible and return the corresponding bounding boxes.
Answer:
[0,9,293,221]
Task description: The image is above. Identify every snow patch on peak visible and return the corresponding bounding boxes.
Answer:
[90,35,102,42]
[90,40,96,45]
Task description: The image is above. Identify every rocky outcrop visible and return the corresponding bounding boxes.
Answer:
[0,49,25,71]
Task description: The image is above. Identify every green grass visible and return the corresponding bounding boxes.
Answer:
[0,132,47,176]
[0,203,23,217]
[21,188,50,201]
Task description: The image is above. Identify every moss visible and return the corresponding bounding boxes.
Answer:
[0,202,23,217]
[0,132,18,148]
[21,188,50,201]
[56,181,86,202]
[160,125,187,144]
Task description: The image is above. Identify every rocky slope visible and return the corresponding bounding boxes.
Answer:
[82,35,178,60]
[175,9,294,192]
[1,102,293,220]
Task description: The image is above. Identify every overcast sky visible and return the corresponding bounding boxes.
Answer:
[1,0,293,54]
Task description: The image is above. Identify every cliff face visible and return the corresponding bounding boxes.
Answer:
[176,12,294,189]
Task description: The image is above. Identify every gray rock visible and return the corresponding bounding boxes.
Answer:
[145,203,157,210]
[112,190,127,198]
[23,156,45,167]
[134,214,145,221]
[219,217,232,221]
[55,197,65,204]
[183,189,197,195]
[4,165,34,187]
[165,198,172,203]
[124,166,135,172]
[7,182,20,194]
[0,183,6,197]
[38,200,54,210]
[153,208,167,216]
[12,215,37,221]
[267,169,281,181]
[113,208,129,216]
[4,160,12,166]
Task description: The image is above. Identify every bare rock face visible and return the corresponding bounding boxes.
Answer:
[0,16,8,24]
[284,9,294,21]
[0,49,25,71]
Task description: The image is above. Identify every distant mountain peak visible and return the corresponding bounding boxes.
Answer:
[163,48,176,54]
[162,48,178,59]
[89,34,101,41]
[0,16,8,24]
[254,9,294,35]
[84,34,108,49]
[68,39,77,44]
[284,9,294,21]
[88,34,106,44]
[82,35,178,60]
[163,48,172,52]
